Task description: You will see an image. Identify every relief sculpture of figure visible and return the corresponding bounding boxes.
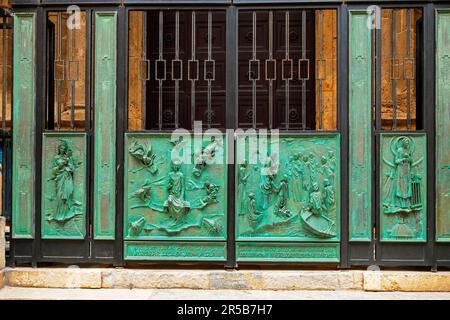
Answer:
[48,139,82,222]
[323,179,335,211]
[201,182,219,206]
[383,137,422,214]
[193,136,220,177]
[321,155,335,186]
[164,162,190,223]
[247,192,262,228]
[301,154,311,202]
[260,154,277,209]
[290,153,303,202]
[308,153,320,189]
[274,175,291,218]
[238,160,250,215]
[300,179,336,238]
[128,140,159,174]
[382,136,423,238]
[131,179,152,205]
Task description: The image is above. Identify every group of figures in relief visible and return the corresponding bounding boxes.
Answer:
[127,135,224,236]
[382,136,424,239]
[238,139,338,239]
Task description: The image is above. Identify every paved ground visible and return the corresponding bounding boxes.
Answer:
[1,287,450,300]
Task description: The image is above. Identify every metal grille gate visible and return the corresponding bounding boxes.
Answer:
[6,1,450,269]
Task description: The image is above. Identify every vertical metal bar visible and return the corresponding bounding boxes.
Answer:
[116,6,127,266]
[70,20,76,129]
[391,9,398,130]
[251,11,256,129]
[376,9,382,131]
[374,8,382,263]
[56,12,62,130]
[207,11,213,128]
[317,10,324,130]
[339,4,349,268]
[406,8,412,129]
[141,12,147,130]
[268,10,273,130]
[158,11,163,130]
[225,5,237,268]
[35,6,46,265]
[285,10,290,130]
[174,11,180,129]
[301,10,306,130]
[2,17,6,131]
[190,11,196,129]
[85,9,92,250]
[423,3,436,268]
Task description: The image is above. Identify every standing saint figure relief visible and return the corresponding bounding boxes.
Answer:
[382,136,423,238]
[48,139,82,222]
[383,136,422,214]
[164,162,190,223]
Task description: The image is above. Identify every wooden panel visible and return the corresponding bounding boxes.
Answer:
[93,12,117,239]
[12,13,36,238]
[379,133,426,242]
[348,11,372,241]
[436,9,450,242]
[41,133,86,239]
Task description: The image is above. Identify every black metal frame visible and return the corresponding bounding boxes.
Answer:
[0,8,12,225]
[7,0,450,270]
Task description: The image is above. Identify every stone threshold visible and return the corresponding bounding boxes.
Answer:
[1,268,450,292]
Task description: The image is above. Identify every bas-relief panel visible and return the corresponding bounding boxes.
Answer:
[124,133,227,240]
[41,133,86,239]
[236,134,340,242]
[380,134,426,242]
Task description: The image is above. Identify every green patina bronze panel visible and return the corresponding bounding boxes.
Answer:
[12,13,36,238]
[380,134,426,242]
[436,9,450,242]
[236,242,340,263]
[93,12,117,240]
[124,241,226,261]
[124,133,227,241]
[236,133,340,243]
[348,11,372,241]
[41,133,86,239]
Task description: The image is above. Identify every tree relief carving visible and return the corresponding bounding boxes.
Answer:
[236,135,340,241]
[125,134,227,239]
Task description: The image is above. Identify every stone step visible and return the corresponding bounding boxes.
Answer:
[1,268,450,292]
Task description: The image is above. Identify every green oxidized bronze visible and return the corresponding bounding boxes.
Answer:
[381,134,426,240]
[48,139,83,222]
[124,133,227,240]
[236,134,340,241]
[41,133,86,239]
[128,140,160,174]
